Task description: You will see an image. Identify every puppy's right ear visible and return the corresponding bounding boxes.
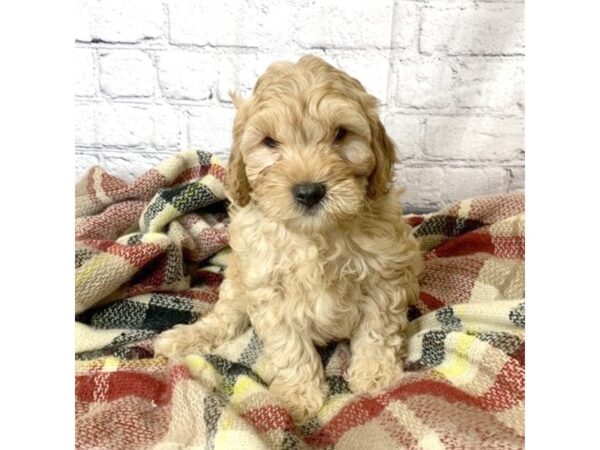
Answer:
[227,112,252,207]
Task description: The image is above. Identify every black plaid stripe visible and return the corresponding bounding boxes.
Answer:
[76,299,150,330]
[414,215,485,239]
[126,233,143,245]
[147,293,198,311]
[162,181,221,214]
[238,331,263,367]
[76,294,198,332]
[410,330,448,370]
[509,302,525,327]
[436,307,462,331]
[280,432,304,450]
[470,331,523,356]
[75,248,95,269]
[407,327,524,372]
[204,354,267,391]
[163,243,186,285]
[327,375,350,396]
[299,417,322,437]
[196,150,213,166]
[204,392,226,450]
[143,294,198,332]
[142,195,168,229]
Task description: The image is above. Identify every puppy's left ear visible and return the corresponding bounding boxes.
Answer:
[367,118,397,198]
[227,104,252,206]
[227,139,251,206]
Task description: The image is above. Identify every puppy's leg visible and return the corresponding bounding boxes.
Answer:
[264,333,325,423]
[348,280,416,393]
[154,278,248,357]
[251,293,325,423]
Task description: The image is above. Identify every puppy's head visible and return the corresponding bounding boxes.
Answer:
[227,55,396,233]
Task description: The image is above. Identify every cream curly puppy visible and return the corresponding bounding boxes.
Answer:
[155,55,423,422]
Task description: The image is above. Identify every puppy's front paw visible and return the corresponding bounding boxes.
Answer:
[154,324,213,358]
[348,356,403,393]
[270,378,324,424]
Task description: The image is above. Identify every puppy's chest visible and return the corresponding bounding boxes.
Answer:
[266,240,370,341]
[281,259,362,344]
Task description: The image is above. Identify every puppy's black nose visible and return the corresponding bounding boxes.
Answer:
[293,182,326,208]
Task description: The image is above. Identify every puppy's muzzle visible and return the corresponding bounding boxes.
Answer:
[293,182,326,208]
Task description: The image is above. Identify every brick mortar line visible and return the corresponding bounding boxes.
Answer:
[75,97,523,120]
[76,41,525,59]
[75,146,524,165]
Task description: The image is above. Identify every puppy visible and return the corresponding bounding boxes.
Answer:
[155,55,423,422]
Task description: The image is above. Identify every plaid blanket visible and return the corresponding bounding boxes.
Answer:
[75,150,525,450]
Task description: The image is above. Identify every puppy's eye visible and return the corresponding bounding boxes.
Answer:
[263,137,279,148]
[334,127,347,143]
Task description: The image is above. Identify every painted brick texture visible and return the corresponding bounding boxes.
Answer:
[75,0,524,211]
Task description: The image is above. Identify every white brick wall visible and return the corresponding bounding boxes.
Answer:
[75,0,524,212]
[99,50,156,98]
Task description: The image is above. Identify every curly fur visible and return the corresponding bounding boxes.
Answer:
[155,55,423,423]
